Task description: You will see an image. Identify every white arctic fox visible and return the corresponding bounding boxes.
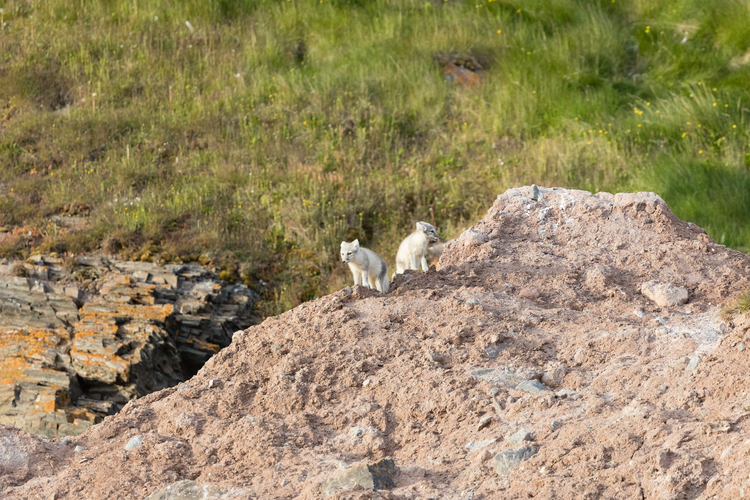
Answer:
[340,240,389,293]
[394,221,440,276]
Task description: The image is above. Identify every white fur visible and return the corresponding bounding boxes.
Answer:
[340,240,389,293]
[394,221,440,276]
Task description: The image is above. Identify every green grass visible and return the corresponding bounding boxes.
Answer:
[722,286,750,319]
[1,0,750,315]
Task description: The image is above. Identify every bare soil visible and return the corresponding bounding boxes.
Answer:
[3,186,750,500]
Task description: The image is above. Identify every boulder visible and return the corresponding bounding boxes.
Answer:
[319,459,398,495]
[640,281,688,307]
[493,447,539,476]
[541,365,566,387]
[508,429,535,445]
[515,380,547,393]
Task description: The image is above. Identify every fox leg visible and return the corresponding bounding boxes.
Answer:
[351,268,363,286]
[420,255,429,272]
[395,256,406,275]
[362,271,371,288]
[409,254,419,271]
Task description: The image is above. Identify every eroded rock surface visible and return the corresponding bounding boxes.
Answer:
[0,258,258,438]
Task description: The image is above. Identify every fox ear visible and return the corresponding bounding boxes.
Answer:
[340,241,346,248]
[416,222,425,231]
[352,239,359,247]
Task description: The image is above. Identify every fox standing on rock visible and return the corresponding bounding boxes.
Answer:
[340,240,389,293]
[394,221,440,276]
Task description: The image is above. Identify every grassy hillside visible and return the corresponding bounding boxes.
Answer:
[1,0,750,315]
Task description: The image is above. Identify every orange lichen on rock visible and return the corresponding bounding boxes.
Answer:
[0,325,84,437]
[1,258,259,438]
[76,303,173,323]
[0,327,69,384]
[71,301,180,391]
[181,337,220,354]
[65,407,100,424]
[113,274,131,285]
[0,357,31,384]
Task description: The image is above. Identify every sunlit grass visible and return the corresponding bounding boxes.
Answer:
[0,0,749,315]
[722,287,750,320]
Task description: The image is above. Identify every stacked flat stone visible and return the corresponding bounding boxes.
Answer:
[0,256,259,438]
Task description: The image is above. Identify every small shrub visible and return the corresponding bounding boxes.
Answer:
[723,288,750,318]
[240,262,254,285]
[102,234,124,255]
[61,255,80,273]
[102,229,143,255]
[198,253,215,266]
[11,262,27,277]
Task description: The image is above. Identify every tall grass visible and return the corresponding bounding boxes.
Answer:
[1,0,750,314]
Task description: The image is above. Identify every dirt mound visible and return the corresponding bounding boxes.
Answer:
[3,186,750,500]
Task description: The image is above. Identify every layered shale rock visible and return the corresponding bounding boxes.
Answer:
[0,257,259,438]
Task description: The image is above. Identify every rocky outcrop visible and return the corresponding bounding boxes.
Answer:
[3,187,750,500]
[0,257,258,438]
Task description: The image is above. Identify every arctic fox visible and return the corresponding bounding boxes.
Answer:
[340,240,389,293]
[394,221,440,276]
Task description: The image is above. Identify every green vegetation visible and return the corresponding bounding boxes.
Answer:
[722,286,750,319]
[1,0,750,315]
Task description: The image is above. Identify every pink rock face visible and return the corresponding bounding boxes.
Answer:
[640,280,689,307]
[4,186,750,500]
